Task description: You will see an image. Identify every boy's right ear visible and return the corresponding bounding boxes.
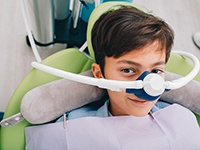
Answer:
[92,63,103,78]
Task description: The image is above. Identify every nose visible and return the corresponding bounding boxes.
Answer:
[126,71,165,101]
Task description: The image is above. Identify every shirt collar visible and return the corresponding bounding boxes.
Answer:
[96,100,111,117]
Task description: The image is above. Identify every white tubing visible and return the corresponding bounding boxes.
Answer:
[31,61,144,92]
[79,41,87,52]
[95,0,101,7]
[165,51,200,89]
[20,0,42,62]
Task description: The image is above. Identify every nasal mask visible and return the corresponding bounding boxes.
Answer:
[32,51,199,101]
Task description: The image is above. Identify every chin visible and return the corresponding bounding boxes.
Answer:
[129,109,151,117]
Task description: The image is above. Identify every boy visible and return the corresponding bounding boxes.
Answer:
[66,5,174,119]
[91,5,173,117]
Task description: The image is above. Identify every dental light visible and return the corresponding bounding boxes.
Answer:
[31,51,199,101]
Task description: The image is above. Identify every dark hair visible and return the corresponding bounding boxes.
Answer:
[91,5,174,74]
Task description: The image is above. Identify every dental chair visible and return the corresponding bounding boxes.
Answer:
[1,2,200,150]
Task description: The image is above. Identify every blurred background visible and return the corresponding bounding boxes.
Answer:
[1,0,200,112]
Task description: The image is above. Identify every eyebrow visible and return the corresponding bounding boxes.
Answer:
[117,60,142,67]
[152,61,166,67]
[117,60,166,67]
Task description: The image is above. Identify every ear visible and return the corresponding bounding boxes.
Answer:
[92,63,103,78]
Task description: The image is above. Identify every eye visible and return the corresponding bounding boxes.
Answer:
[121,68,135,74]
[151,69,164,74]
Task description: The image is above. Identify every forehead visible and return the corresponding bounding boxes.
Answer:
[121,41,166,60]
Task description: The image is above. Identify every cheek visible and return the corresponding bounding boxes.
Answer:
[104,68,119,80]
[107,90,126,101]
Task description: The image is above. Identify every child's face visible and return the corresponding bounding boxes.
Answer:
[92,41,166,116]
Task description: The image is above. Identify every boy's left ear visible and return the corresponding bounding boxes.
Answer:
[92,63,103,78]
